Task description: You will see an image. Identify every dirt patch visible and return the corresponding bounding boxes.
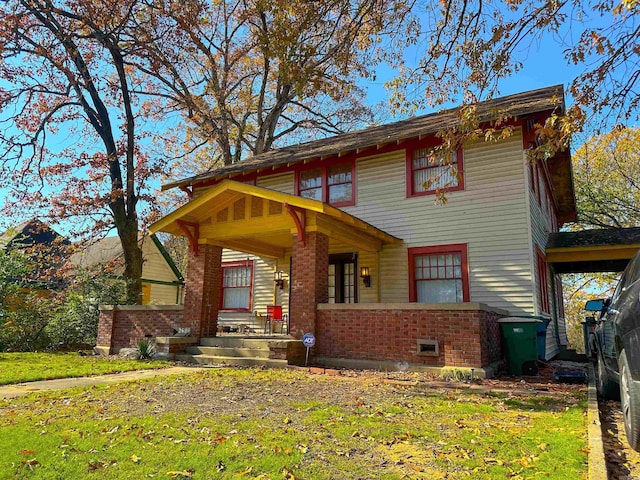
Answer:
[71,366,587,420]
[600,399,640,479]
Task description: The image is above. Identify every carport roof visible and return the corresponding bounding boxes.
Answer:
[546,227,640,273]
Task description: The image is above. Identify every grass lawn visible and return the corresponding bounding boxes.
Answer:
[0,368,587,479]
[0,352,170,385]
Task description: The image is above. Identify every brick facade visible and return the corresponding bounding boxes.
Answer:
[315,304,504,368]
[96,305,185,353]
[289,231,329,338]
[183,243,222,337]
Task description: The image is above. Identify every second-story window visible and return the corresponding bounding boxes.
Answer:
[299,168,323,201]
[328,163,352,204]
[406,141,464,197]
[295,160,355,207]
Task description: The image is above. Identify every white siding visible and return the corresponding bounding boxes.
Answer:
[196,129,550,321]
[343,131,536,314]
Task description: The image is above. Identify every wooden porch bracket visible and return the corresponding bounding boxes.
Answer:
[179,185,194,200]
[284,203,306,247]
[177,220,200,256]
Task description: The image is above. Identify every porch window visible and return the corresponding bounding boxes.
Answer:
[295,160,355,206]
[406,143,464,197]
[408,244,469,303]
[221,261,253,311]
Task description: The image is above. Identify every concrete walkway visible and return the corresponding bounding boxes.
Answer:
[0,366,206,399]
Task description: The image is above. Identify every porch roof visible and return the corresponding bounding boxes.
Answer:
[546,227,640,273]
[150,180,401,258]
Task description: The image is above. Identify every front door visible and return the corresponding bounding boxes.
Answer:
[328,253,357,303]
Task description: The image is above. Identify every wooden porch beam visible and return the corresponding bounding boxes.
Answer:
[177,220,199,256]
[285,203,306,247]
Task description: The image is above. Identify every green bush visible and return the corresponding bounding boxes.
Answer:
[46,272,127,350]
[0,261,128,352]
[0,293,58,352]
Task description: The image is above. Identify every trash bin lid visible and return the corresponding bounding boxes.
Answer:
[498,317,543,323]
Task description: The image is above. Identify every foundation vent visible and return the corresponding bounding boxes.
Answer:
[417,339,439,357]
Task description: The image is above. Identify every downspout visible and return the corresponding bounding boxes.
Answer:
[376,251,381,303]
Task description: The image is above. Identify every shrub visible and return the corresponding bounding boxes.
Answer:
[136,338,156,360]
[47,272,127,350]
[0,293,59,352]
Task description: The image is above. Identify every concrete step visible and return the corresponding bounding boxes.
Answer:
[175,354,288,368]
[186,346,271,358]
[200,337,288,349]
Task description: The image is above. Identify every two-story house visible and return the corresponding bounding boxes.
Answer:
[97,85,575,375]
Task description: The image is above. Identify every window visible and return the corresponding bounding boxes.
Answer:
[409,244,469,303]
[299,168,322,201]
[536,249,549,314]
[220,261,253,311]
[406,142,464,197]
[295,160,355,206]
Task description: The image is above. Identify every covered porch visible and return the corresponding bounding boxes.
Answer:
[149,180,401,340]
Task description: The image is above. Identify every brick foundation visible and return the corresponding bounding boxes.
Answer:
[315,303,505,369]
[96,305,185,354]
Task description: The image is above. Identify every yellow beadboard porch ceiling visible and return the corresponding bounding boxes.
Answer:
[150,180,401,258]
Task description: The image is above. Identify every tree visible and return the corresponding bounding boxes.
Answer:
[127,0,401,171]
[0,0,161,303]
[383,0,639,130]
[573,127,640,229]
[562,127,640,350]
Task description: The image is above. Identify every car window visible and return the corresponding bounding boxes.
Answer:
[610,271,628,305]
[623,252,640,290]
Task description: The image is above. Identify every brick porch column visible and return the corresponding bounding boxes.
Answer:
[289,231,329,338]
[183,243,222,338]
[95,306,116,355]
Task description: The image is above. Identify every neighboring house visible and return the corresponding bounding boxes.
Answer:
[99,85,578,374]
[70,235,185,305]
[0,219,70,291]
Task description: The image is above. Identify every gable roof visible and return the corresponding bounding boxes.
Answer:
[150,180,401,257]
[0,219,69,250]
[163,85,566,191]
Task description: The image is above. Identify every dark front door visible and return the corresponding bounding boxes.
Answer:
[328,253,357,304]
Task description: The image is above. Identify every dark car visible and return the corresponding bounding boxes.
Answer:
[586,248,640,451]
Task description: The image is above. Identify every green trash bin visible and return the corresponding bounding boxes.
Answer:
[498,317,543,375]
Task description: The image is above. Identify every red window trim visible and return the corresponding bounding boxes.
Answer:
[405,138,464,198]
[219,260,254,312]
[408,244,470,303]
[294,157,356,207]
[535,163,542,206]
[536,248,550,314]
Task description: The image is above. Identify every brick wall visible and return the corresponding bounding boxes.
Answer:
[316,305,505,369]
[97,305,185,353]
[289,231,329,338]
[183,244,222,337]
